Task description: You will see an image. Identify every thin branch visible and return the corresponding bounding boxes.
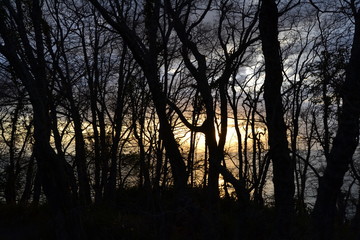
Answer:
[166,98,206,132]
[292,150,321,180]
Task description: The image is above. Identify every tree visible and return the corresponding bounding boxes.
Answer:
[0,75,29,204]
[312,2,360,239]
[259,0,296,238]
[0,1,85,239]
[44,0,92,205]
[88,0,189,202]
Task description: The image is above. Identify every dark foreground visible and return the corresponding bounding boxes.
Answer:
[0,189,356,240]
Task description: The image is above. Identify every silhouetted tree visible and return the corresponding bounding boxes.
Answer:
[0,1,85,239]
[312,2,360,239]
[259,0,296,238]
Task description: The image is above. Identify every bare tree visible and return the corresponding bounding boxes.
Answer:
[259,0,297,238]
[88,0,189,202]
[312,2,360,239]
[0,1,85,238]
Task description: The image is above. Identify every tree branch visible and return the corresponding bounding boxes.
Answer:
[166,98,206,132]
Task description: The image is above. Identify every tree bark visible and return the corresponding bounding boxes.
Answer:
[312,9,360,240]
[20,153,35,205]
[259,0,295,239]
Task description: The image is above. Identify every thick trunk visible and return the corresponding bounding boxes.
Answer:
[133,118,151,190]
[143,0,188,195]
[146,72,188,193]
[103,142,120,203]
[352,189,360,239]
[32,170,41,206]
[312,10,360,240]
[5,164,16,204]
[32,94,86,240]
[71,102,92,205]
[20,154,35,205]
[259,0,295,239]
[153,140,164,193]
[206,128,221,202]
[50,103,79,203]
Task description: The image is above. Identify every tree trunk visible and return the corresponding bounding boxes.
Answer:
[32,169,41,206]
[69,97,92,205]
[312,10,360,240]
[259,0,295,239]
[20,154,35,205]
[104,49,128,203]
[4,98,22,204]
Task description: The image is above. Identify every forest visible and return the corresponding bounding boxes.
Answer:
[0,0,360,239]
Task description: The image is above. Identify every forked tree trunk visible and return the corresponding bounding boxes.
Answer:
[312,9,360,240]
